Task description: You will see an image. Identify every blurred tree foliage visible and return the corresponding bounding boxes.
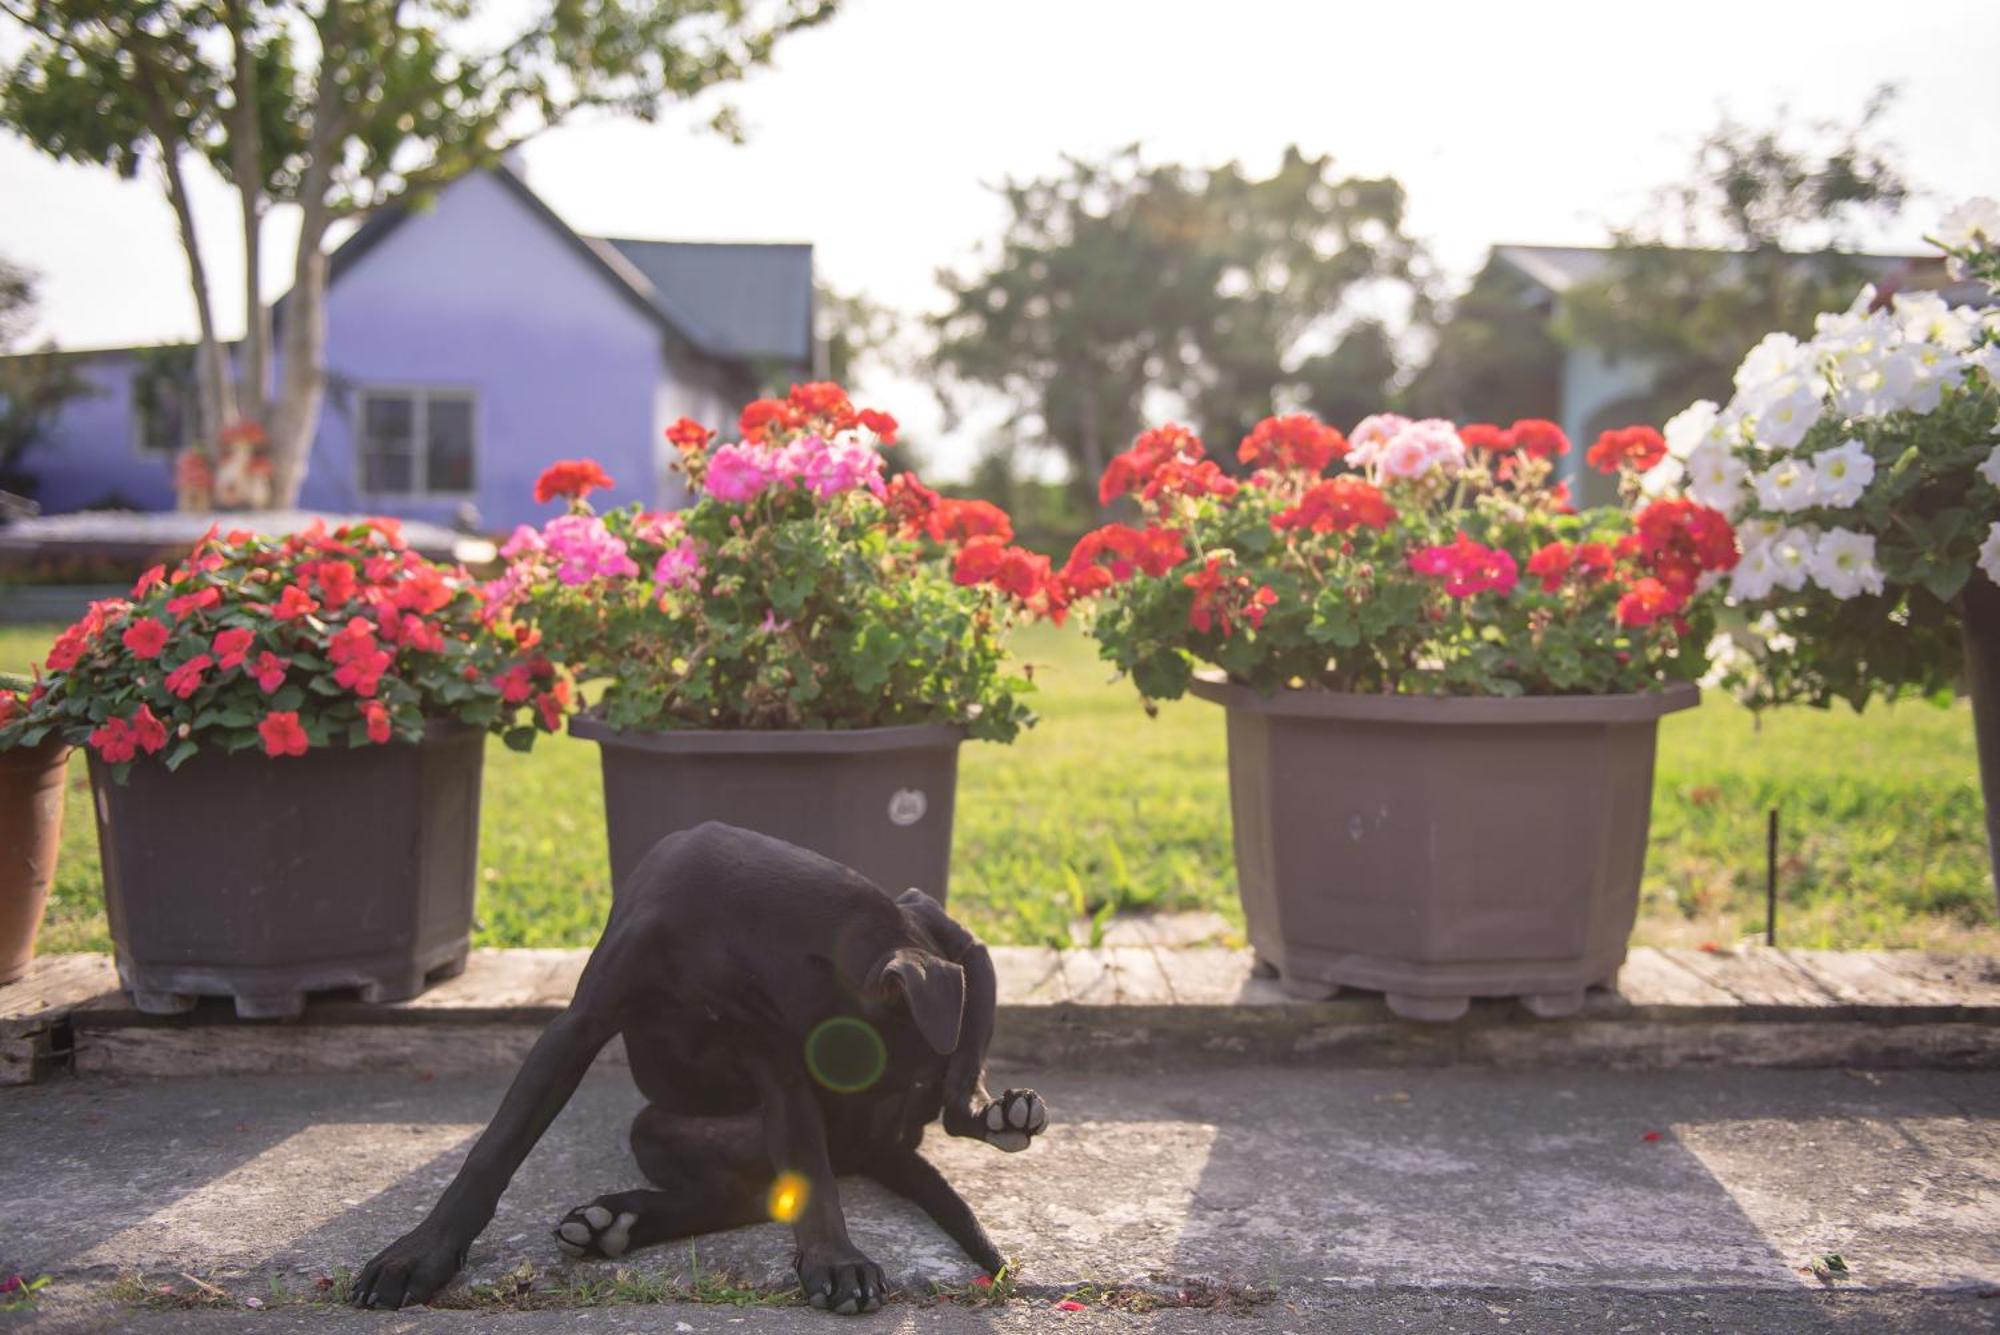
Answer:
[0,255,88,498]
[931,145,1430,506]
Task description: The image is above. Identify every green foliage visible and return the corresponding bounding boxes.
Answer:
[0,254,89,486]
[932,145,1428,502]
[1402,257,1564,425]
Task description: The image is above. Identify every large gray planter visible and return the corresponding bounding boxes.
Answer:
[92,722,483,1019]
[1189,676,1698,1021]
[569,716,963,903]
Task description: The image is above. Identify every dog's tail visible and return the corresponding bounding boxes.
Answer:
[864,1151,1004,1275]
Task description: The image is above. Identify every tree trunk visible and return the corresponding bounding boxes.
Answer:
[1077,365,1106,514]
[228,3,268,424]
[268,206,330,509]
[1962,575,2000,913]
[157,141,232,461]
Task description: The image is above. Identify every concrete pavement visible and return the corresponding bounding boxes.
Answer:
[4,1063,1997,1331]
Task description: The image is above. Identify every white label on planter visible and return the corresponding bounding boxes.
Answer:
[888,788,928,827]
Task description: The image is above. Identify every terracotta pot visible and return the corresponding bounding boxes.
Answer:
[569,716,963,903]
[1189,675,1699,1021]
[91,722,483,1018]
[0,740,69,985]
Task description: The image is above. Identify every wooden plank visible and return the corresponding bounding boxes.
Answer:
[1611,948,1739,1008]
[1865,952,2000,1007]
[1783,951,1961,1007]
[1658,946,1842,1008]
[0,953,122,1028]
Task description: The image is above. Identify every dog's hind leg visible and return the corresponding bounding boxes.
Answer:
[865,1151,1003,1275]
[554,1106,771,1260]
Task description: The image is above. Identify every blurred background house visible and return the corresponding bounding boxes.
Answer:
[8,166,813,532]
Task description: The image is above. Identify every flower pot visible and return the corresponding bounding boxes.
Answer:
[91,722,484,1019]
[569,716,963,902]
[0,740,69,985]
[1189,675,1699,1021]
[1965,575,2000,912]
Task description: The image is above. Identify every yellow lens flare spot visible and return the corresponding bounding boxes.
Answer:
[768,1171,810,1224]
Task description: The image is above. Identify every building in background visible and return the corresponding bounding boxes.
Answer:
[9,165,813,532]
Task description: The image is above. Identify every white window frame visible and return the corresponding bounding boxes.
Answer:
[354,386,479,500]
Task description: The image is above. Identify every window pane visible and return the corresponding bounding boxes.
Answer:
[361,395,416,495]
[137,380,187,455]
[426,398,475,493]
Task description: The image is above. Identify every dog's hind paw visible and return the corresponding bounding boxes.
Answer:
[552,1199,639,1259]
[978,1088,1048,1152]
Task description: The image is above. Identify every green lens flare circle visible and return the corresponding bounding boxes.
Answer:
[804,1016,888,1094]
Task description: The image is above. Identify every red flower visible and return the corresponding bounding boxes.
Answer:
[131,704,168,754]
[534,458,616,504]
[1459,422,1514,452]
[1061,523,1189,595]
[857,409,899,444]
[1142,457,1239,504]
[312,560,358,608]
[1408,533,1520,598]
[1586,426,1667,475]
[1183,554,1277,637]
[1616,577,1684,628]
[925,498,1014,546]
[251,651,290,694]
[1099,423,1205,506]
[788,381,855,420]
[495,663,535,704]
[738,398,801,441]
[398,614,445,654]
[1238,415,1347,473]
[258,710,309,758]
[1575,542,1616,577]
[1272,477,1397,534]
[533,680,571,731]
[1635,498,1738,589]
[45,622,94,672]
[120,617,170,659]
[272,584,321,622]
[1509,419,1571,458]
[164,654,214,700]
[1525,541,1574,592]
[89,716,138,763]
[951,535,1009,586]
[330,619,392,697]
[213,627,255,671]
[884,473,941,532]
[362,700,393,745]
[166,587,222,619]
[131,564,167,599]
[665,417,713,454]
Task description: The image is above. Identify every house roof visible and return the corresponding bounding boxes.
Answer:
[1490,243,1968,301]
[322,166,814,367]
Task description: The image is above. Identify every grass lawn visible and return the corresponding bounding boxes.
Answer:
[5,620,1995,954]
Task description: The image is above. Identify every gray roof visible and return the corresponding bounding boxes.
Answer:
[1491,243,1958,298]
[597,238,815,365]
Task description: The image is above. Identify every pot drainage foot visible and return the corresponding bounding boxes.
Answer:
[1278,975,1342,1001]
[232,992,308,1021]
[1384,992,1471,1022]
[1249,953,1280,980]
[428,949,471,982]
[1519,989,1586,1019]
[129,989,197,1016]
[358,970,431,1005]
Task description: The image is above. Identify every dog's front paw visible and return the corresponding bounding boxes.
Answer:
[553,1197,640,1259]
[353,1225,465,1309]
[796,1245,887,1315]
[977,1088,1048,1152]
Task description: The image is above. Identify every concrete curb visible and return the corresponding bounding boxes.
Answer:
[5,946,1999,1082]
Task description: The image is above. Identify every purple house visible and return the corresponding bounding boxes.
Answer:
[17,166,814,532]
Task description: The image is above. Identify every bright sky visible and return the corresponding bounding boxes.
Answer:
[5,0,1999,476]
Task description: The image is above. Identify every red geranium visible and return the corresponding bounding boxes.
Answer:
[1459,423,1514,452]
[1526,541,1575,592]
[1409,533,1520,598]
[925,498,1014,546]
[1586,426,1667,474]
[1238,414,1347,473]
[1616,577,1684,628]
[1509,419,1571,458]
[1272,477,1397,534]
[1100,423,1205,506]
[665,417,714,454]
[535,458,616,505]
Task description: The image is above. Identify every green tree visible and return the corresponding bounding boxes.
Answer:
[1558,86,1912,430]
[1,0,837,506]
[0,254,89,498]
[1401,258,1564,427]
[931,145,1427,505]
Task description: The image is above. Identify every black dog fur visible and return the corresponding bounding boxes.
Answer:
[354,822,1046,1314]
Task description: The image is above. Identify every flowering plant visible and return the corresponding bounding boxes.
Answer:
[0,673,31,745]
[1643,198,2000,709]
[484,383,1049,741]
[1061,411,1738,702]
[0,520,564,778]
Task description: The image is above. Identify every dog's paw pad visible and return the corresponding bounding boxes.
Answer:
[553,1202,637,1259]
[979,1089,1047,1151]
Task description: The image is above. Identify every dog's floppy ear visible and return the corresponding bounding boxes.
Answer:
[867,947,965,1054]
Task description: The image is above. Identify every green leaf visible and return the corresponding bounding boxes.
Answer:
[271,684,306,712]
[163,739,199,771]
[502,725,537,753]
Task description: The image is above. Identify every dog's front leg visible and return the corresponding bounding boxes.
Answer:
[748,1059,886,1315]
[932,944,1050,1154]
[355,1004,617,1308]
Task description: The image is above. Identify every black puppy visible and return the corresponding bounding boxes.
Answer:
[354,822,1047,1314]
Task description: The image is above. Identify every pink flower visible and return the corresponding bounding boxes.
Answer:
[498,524,546,559]
[1345,412,1411,467]
[1409,533,1519,598]
[759,609,793,634]
[653,540,703,591]
[543,515,640,586]
[704,442,780,503]
[1378,418,1466,479]
[796,435,888,499]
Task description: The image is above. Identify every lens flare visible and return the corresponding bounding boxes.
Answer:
[768,1171,810,1224]
[803,1015,887,1093]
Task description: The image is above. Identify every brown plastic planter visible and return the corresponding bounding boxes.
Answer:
[1190,675,1698,1021]
[570,716,963,903]
[91,723,483,1019]
[1,740,69,985]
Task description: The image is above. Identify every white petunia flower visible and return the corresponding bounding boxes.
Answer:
[1833,346,1925,418]
[1730,541,1779,601]
[1978,444,2000,489]
[1895,292,1980,352]
[1748,379,1824,450]
[1753,457,1816,513]
[1736,332,1808,396]
[1686,441,1748,513]
[1809,528,1885,599]
[1769,526,1816,592]
[1639,455,1685,498]
[1937,198,2000,252]
[1982,521,2000,587]
[1810,438,1875,509]
[1664,399,1721,460]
